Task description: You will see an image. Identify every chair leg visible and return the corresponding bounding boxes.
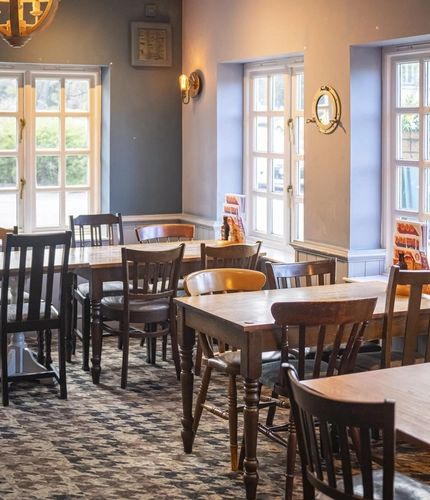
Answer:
[57,327,67,400]
[192,366,213,434]
[1,331,9,406]
[228,374,239,471]
[162,334,167,361]
[169,316,181,381]
[265,389,278,426]
[121,330,130,390]
[194,338,202,376]
[37,330,45,365]
[285,410,297,500]
[45,329,53,367]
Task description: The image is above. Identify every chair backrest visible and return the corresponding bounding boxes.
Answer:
[381,265,430,368]
[123,243,185,309]
[184,268,266,358]
[184,268,266,296]
[0,226,18,251]
[272,297,377,391]
[1,231,72,333]
[284,364,396,500]
[265,258,336,289]
[135,223,195,243]
[69,213,124,247]
[200,241,262,270]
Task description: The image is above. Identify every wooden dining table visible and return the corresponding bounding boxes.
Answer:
[68,240,212,384]
[303,363,430,452]
[174,281,430,500]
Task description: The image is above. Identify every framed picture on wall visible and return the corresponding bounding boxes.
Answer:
[130,22,172,67]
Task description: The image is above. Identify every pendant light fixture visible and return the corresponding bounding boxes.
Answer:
[0,0,60,48]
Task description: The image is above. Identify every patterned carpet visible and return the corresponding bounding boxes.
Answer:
[1,337,430,500]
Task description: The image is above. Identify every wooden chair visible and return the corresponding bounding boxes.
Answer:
[100,244,185,388]
[69,213,124,371]
[355,265,430,371]
[200,241,262,270]
[284,363,430,499]
[265,258,336,289]
[258,297,378,499]
[184,268,279,471]
[135,223,195,243]
[0,226,21,304]
[0,231,72,406]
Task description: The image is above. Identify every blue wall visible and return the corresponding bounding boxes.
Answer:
[0,0,183,216]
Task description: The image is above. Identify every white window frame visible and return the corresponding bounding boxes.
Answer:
[0,65,101,233]
[382,45,430,262]
[243,57,304,250]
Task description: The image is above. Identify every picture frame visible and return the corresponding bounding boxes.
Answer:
[130,22,172,67]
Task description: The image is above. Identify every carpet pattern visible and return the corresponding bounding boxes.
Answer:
[0,337,430,500]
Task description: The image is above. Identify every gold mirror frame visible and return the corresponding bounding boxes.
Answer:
[311,85,341,134]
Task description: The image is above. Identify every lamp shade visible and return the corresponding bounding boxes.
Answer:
[0,0,60,48]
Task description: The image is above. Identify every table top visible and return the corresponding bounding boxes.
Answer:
[302,363,430,451]
[175,280,430,331]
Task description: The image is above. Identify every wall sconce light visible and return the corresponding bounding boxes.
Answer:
[179,71,202,105]
[0,0,60,48]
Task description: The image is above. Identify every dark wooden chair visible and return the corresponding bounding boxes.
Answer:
[284,363,430,499]
[183,268,272,471]
[0,231,72,406]
[200,241,262,270]
[194,240,263,377]
[0,226,21,305]
[69,213,124,371]
[100,244,185,388]
[355,265,430,371]
[135,223,195,243]
[258,297,378,499]
[265,258,336,289]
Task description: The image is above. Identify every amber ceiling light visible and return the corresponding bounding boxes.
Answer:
[0,0,60,48]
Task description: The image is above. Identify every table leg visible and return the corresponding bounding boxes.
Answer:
[243,377,260,500]
[178,306,195,453]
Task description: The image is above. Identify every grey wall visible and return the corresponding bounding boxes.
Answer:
[0,0,182,216]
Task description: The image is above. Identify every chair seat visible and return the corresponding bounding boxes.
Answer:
[101,295,170,324]
[77,281,124,297]
[206,350,281,373]
[316,469,430,499]
[5,303,57,322]
[354,350,424,372]
[259,358,329,388]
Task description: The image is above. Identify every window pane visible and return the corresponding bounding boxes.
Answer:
[255,196,267,232]
[272,159,283,193]
[66,155,89,186]
[36,116,60,149]
[65,117,89,149]
[272,199,283,236]
[36,79,60,111]
[36,156,59,187]
[295,201,304,240]
[0,78,18,112]
[65,79,89,112]
[398,62,419,107]
[296,73,304,111]
[255,157,267,191]
[297,160,304,196]
[0,157,17,187]
[271,75,284,111]
[66,191,89,221]
[397,165,419,211]
[0,117,17,150]
[0,193,17,227]
[255,117,267,152]
[254,77,267,111]
[36,192,60,227]
[271,117,284,153]
[296,116,304,155]
[425,168,430,213]
[398,113,419,160]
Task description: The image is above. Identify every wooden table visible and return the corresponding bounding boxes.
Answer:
[69,240,211,384]
[174,281,430,500]
[303,363,430,451]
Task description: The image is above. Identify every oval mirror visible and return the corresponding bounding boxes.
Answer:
[312,86,341,134]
